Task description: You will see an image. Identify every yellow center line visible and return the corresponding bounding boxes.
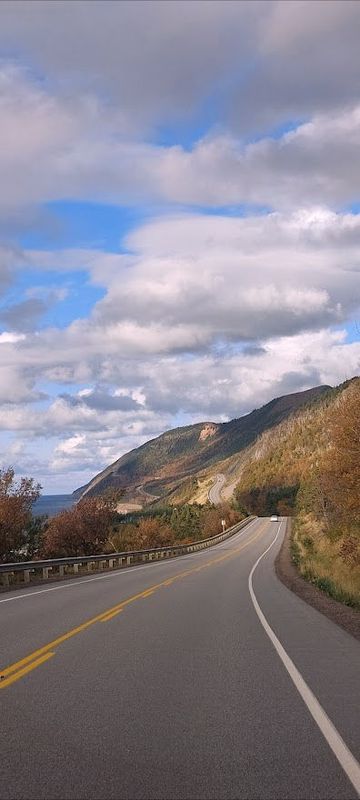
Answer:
[100,609,124,623]
[1,520,268,688]
[0,652,55,689]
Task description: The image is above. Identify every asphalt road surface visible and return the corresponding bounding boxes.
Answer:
[1,517,360,800]
[208,473,226,504]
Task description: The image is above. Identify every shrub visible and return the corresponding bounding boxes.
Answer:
[43,496,116,557]
[0,467,41,563]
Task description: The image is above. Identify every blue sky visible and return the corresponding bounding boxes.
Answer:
[0,1,359,492]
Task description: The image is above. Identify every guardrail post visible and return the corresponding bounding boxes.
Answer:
[23,570,30,583]
[59,565,64,577]
[126,556,131,566]
[73,564,79,574]
[42,567,49,580]
[108,558,114,568]
[2,573,9,588]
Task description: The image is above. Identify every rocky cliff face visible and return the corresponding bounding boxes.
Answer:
[199,424,218,442]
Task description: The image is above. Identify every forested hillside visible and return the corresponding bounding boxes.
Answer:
[235,378,360,607]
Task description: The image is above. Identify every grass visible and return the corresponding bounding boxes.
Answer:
[293,513,360,610]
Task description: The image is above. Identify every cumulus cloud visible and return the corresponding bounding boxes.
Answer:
[0,209,359,410]
[151,108,360,209]
[1,63,360,216]
[0,1,359,135]
[239,0,360,131]
[0,1,256,129]
[0,1,360,490]
[95,210,360,344]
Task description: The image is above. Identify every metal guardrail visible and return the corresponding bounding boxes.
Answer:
[0,516,254,589]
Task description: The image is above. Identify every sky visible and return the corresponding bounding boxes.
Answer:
[0,0,360,493]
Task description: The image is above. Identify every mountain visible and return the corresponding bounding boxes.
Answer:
[234,377,360,515]
[74,384,331,503]
[231,377,360,611]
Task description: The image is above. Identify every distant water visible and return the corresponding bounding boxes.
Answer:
[32,494,76,518]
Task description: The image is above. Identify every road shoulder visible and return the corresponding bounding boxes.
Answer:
[275,518,360,642]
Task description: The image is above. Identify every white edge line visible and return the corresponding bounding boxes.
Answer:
[248,519,360,798]
[0,517,259,604]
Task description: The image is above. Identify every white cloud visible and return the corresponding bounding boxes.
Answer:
[1,65,360,217]
[0,1,360,491]
[241,0,360,131]
[0,209,359,411]
[0,331,25,344]
[95,210,360,343]
[0,1,256,129]
[1,1,359,135]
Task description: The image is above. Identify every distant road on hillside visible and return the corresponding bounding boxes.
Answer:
[1,517,360,799]
[208,472,226,504]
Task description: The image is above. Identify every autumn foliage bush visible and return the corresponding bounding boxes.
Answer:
[42,496,116,557]
[0,467,41,562]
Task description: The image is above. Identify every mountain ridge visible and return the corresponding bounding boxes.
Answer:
[74,384,331,503]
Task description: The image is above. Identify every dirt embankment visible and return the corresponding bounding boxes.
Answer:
[275,519,360,642]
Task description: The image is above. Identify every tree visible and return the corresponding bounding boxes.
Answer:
[43,496,116,557]
[0,467,41,563]
[169,504,201,541]
[131,517,175,550]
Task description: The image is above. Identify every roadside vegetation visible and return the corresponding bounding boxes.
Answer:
[235,379,360,608]
[0,467,42,562]
[0,469,243,564]
[109,502,242,553]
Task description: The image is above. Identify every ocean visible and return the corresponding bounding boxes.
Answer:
[32,494,76,518]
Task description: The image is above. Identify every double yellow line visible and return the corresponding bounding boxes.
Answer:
[0,520,267,690]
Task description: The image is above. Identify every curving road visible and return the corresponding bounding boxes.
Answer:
[208,473,226,504]
[1,518,360,800]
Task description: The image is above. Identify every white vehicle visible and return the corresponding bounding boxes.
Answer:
[270,515,278,521]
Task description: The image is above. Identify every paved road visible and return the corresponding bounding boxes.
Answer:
[1,518,360,800]
[208,473,226,504]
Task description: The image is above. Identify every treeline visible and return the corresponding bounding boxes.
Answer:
[109,503,242,553]
[0,467,243,563]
